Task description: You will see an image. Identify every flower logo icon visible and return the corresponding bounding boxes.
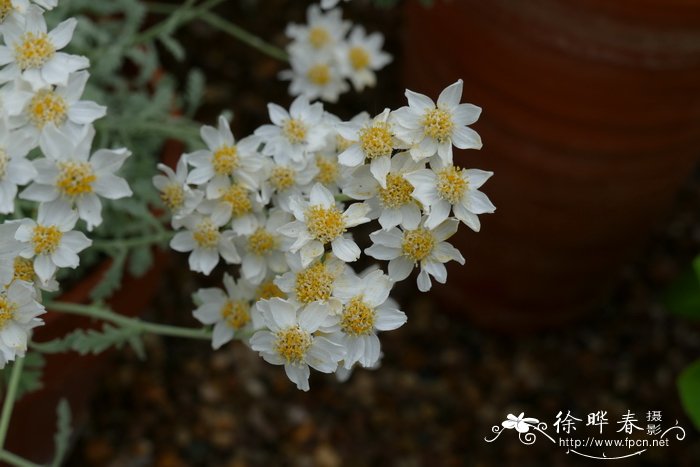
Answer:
[502,413,540,433]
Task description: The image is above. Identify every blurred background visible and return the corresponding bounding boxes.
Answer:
[10,0,700,465]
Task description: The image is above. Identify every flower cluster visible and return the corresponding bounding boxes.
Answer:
[163,79,495,390]
[280,3,391,102]
[0,2,133,367]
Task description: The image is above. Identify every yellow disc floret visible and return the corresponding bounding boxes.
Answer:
[423,108,454,143]
[308,26,331,49]
[212,145,239,176]
[15,32,55,70]
[220,300,251,330]
[274,325,312,364]
[359,122,393,160]
[13,257,35,283]
[315,156,339,186]
[436,165,468,204]
[295,262,334,304]
[32,224,62,255]
[307,64,331,86]
[341,296,376,336]
[221,184,252,218]
[56,161,96,197]
[305,205,345,244]
[283,119,307,145]
[193,219,220,249]
[0,0,14,22]
[270,166,296,191]
[378,173,414,209]
[0,295,17,329]
[401,228,435,262]
[248,228,276,256]
[160,184,185,211]
[349,46,370,70]
[0,149,8,179]
[29,89,67,129]
[256,281,285,300]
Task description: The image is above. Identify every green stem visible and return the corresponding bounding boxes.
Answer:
[46,302,212,341]
[199,11,289,62]
[135,0,228,45]
[0,357,25,452]
[91,231,174,252]
[0,450,40,467]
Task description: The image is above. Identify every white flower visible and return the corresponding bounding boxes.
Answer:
[281,53,349,103]
[286,4,351,55]
[192,273,255,349]
[336,108,403,187]
[237,209,293,285]
[343,152,424,230]
[337,26,391,92]
[185,116,264,193]
[320,0,350,10]
[0,279,45,368]
[331,269,406,369]
[278,183,370,266]
[169,213,240,275]
[0,0,58,19]
[196,182,262,234]
[255,95,327,165]
[260,158,318,213]
[0,117,35,213]
[502,413,540,433]
[5,71,106,145]
[152,159,204,229]
[405,160,495,231]
[393,79,482,164]
[20,125,132,230]
[250,297,344,391]
[0,6,89,90]
[365,218,465,292]
[0,221,21,285]
[14,203,91,283]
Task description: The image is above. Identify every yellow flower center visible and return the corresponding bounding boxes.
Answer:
[436,165,468,204]
[307,64,331,86]
[14,32,55,70]
[220,300,251,330]
[0,295,17,329]
[308,26,331,49]
[32,224,62,255]
[212,145,239,176]
[160,184,185,211]
[256,281,285,300]
[0,0,14,22]
[341,296,375,336]
[423,108,454,143]
[274,325,312,364]
[29,89,67,129]
[0,149,8,179]
[305,205,345,244]
[315,156,339,186]
[378,173,414,209]
[401,228,435,262]
[221,184,252,218]
[359,122,393,160]
[56,161,96,197]
[283,118,307,145]
[248,228,276,256]
[295,262,334,304]
[269,166,296,192]
[193,219,220,249]
[349,46,370,70]
[13,257,35,283]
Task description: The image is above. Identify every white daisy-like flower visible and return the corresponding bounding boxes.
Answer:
[152,159,204,229]
[331,268,406,369]
[320,0,350,10]
[286,4,351,55]
[5,71,106,145]
[337,26,392,92]
[0,117,35,214]
[169,213,240,275]
[336,108,403,187]
[260,158,318,213]
[0,279,45,368]
[365,218,465,292]
[192,273,255,350]
[185,116,264,193]
[280,53,349,103]
[237,209,294,285]
[393,79,482,164]
[405,159,495,231]
[255,95,328,165]
[250,297,345,391]
[20,125,132,230]
[196,182,262,235]
[343,152,424,230]
[0,222,21,285]
[14,203,91,283]
[0,6,89,90]
[278,183,370,266]
[0,0,58,21]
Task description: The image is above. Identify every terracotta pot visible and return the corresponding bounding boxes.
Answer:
[403,0,700,331]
